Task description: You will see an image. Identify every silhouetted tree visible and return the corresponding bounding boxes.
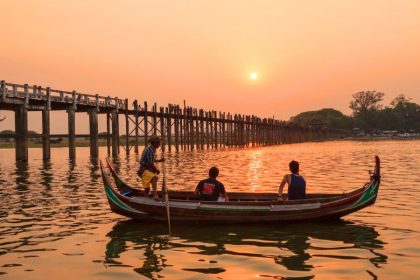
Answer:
[290,108,353,129]
[349,91,384,130]
[390,95,420,131]
[373,108,400,130]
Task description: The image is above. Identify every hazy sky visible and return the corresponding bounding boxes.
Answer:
[1,0,420,133]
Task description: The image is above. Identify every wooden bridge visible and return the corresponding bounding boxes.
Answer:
[0,80,348,161]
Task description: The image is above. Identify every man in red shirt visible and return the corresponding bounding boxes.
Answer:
[195,167,229,201]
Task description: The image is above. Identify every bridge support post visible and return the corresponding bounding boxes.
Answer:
[134,100,139,154]
[15,105,28,161]
[111,110,119,156]
[143,102,148,147]
[67,108,76,159]
[174,106,179,152]
[42,109,50,160]
[42,87,51,160]
[106,113,111,155]
[125,99,129,155]
[88,109,99,157]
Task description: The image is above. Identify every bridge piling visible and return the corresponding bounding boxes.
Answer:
[88,109,99,158]
[42,109,50,160]
[15,105,28,161]
[125,99,129,155]
[174,106,179,152]
[67,108,76,159]
[111,110,119,157]
[159,106,165,151]
[143,102,148,147]
[134,100,139,154]
[106,113,111,155]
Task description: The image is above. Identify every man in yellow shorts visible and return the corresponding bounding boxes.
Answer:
[138,136,165,200]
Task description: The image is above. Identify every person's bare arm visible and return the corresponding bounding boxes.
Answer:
[223,192,229,201]
[277,175,288,201]
[194,181,201,196]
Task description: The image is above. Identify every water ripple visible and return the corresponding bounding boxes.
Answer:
[0,141,419,279]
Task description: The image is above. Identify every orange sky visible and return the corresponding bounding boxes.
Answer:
[1,0,420,133]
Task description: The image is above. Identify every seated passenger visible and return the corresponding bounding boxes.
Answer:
[277,160,306,201]
[195,167,229,202]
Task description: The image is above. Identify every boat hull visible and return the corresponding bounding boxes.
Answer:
[100,156,380,223]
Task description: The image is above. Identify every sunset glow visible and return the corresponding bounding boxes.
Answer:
[250,73,258,80]
[0,1,420,134]
[0,2,419,280]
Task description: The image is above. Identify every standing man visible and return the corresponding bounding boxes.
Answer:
[138,136,165,200]
[195,167,229,201]
[277,160,306,201]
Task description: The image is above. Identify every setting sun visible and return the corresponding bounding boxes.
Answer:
[250,72,258,80]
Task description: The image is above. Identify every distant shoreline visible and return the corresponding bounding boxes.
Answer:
[343,136,420,141]
[0,137,419,149]
[0,140,110,149]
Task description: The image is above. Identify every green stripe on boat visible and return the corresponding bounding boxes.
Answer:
[350,182,378,209]
[105,183,139,213]
[115,175,125,186]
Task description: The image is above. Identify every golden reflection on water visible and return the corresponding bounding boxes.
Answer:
[248,150,263,192]
[104,220,386,279]
[0,140,419,279]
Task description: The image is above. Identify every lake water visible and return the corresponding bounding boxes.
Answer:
[0,140,419,279]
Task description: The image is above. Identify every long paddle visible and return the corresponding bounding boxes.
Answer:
[161,134,171,235]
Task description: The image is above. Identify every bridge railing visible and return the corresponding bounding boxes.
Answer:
[1,81,127,110]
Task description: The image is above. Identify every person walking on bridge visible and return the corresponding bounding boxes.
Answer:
[138,136,165,200]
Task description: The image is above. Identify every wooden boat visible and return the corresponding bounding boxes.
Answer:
[100,156,380,223]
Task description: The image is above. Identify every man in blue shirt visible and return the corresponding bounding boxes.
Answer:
[138,136,165,200]
[277,160,306,201]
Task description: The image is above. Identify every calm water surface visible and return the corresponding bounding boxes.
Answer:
[0,140,419,279]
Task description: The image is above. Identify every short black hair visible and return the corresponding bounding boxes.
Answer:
[209,166,219,178]
[289,160,299,173]
[148,136,161,144]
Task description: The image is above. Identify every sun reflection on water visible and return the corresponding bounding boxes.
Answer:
[248,150,263,192]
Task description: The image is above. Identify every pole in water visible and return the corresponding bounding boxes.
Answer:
[161,131,171,235]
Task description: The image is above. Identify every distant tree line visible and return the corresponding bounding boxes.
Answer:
[290,91,420,132]
[0,130,40,135]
